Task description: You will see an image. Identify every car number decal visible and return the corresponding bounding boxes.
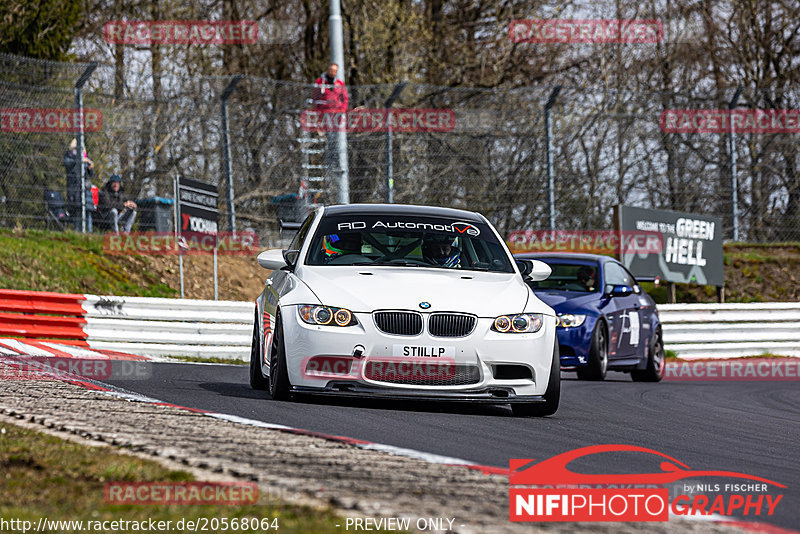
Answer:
[629,311,640,346]
[392,345,455,358]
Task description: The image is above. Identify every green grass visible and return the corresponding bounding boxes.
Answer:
[724,241,800,249]
[0,422,351,533]
[724,251,777,264]
[0,228,176,297]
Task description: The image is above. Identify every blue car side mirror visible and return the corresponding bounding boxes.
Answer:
[607,284,633,297]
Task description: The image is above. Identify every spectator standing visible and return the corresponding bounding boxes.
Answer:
[97,174,137,234]
[312,63,349,194]
[64,138,96,231]
[312,63,349,113]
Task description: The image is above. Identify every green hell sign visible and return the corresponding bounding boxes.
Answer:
[616,206,724,287]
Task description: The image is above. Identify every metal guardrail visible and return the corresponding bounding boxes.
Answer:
[659,303,800,359]
[0,289,88,341]
[1,290,797,361]
[81,295,253,359]
[83,298,800,361]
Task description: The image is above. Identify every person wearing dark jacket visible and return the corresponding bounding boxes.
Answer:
[64,138,96,231]
[97,175,137,234]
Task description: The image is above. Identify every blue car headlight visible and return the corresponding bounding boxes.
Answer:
[556,313,587,328]
[492,313,543,333]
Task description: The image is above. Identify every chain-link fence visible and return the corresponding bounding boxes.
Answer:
[1,52,798,245]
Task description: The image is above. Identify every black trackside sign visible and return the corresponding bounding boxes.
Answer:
[616,205,724,286]
[178,177,219,234]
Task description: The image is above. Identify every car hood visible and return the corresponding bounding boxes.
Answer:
[297,266,538,317]
[534,290,601,314]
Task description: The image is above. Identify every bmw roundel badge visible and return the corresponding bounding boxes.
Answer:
[419,302,431,309]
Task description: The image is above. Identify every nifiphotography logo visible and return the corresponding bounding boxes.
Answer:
[509,444,784,522]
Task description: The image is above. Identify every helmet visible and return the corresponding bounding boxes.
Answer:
[435,250,461,268]
[323,234,345,257]
[577,266,595,282]
[323,233,361,259]
[422,235,460,267]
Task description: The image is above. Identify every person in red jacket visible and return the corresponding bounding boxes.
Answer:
[312,63,349,188]
[312,63,349,113]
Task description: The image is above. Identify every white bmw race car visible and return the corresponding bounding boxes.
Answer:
[250,204,560,416]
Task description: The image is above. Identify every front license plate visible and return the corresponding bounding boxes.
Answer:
[392,345,455,358]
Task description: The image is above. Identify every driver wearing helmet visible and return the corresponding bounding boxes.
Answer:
[322,233,362,263]
[576,265,596,291]
[422,235,460,268]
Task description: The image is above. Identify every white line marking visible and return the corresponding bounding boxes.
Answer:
[0,339,54,357]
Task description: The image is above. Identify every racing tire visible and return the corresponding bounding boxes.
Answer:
[577,321,608,381]
[631,328,665,382]
[269,313,292,401]
[512,343,560,417]
[249,313,269,390]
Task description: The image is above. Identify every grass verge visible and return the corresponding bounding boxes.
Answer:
[0,422,351,533]
[0,228,176,297]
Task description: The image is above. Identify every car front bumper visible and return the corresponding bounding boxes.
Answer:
[556,321,595,367]
[281,305,557,397]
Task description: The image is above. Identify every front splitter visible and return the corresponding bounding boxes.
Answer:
[291,382,545,404]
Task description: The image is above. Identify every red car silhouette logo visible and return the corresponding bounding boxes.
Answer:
[510,444,785,487]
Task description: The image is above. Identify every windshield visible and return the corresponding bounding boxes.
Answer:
[529,261,599,293]
[305,214,514,273]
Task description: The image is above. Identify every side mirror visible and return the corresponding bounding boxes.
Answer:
[607,284,633,297]
[516,259,533,277]
[528,260,552,281]
[283,249,300,266]
[257,249,288,270]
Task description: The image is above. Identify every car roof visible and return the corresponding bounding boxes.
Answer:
[514,252,615,263]
[322,203,484,222]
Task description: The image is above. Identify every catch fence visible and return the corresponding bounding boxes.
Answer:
[1,52,798,245]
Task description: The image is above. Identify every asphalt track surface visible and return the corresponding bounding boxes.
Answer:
[106,363,800,530]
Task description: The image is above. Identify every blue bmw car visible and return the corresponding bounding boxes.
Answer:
[514,253,664,381]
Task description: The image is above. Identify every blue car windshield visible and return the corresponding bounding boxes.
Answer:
[305,215,514,273]
[530,262,599,293]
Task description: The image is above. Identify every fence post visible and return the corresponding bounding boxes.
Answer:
[728,86,743,242]
[74,62,98,233]
[329,0,349,204]
[221,75,243,232]
[545,86,562,231]
[384,81,407,203]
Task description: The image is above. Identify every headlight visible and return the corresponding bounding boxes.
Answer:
[299,305,358,326]
[492,313,543,333]
[556,313,587,328]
